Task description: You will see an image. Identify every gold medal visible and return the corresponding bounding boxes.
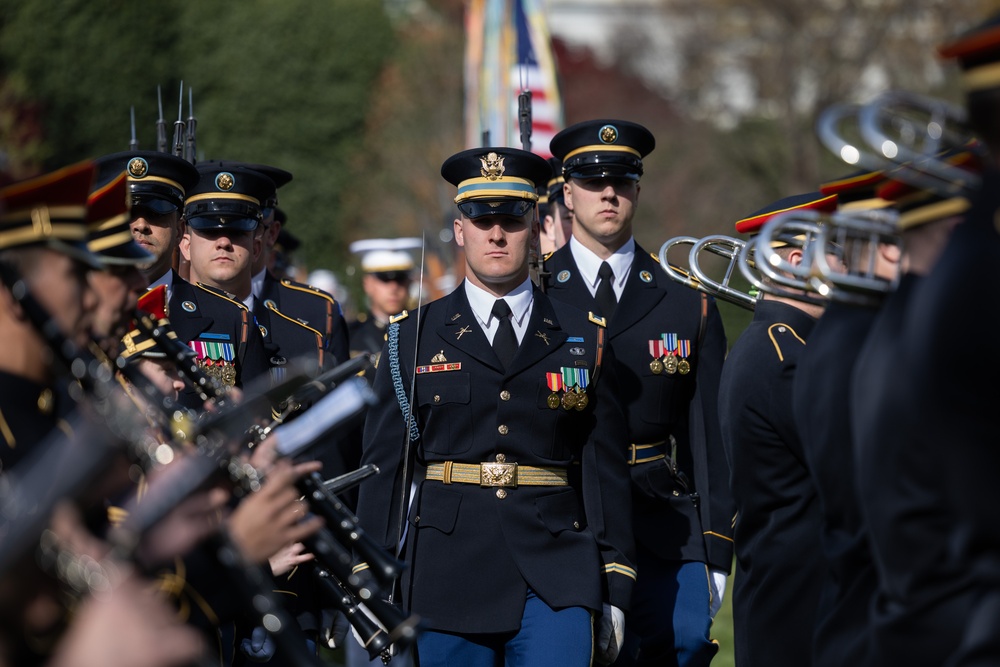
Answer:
[547,393,561,409]
[574,389,589,411]
[678,359,691,375]
[650,358,663,374]
[664,355,678,375]
[561,391,578,410]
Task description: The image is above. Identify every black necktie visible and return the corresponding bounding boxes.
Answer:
[491,299,518,369]
[595,261,618,321]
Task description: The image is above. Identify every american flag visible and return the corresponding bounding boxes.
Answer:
[464,0,564,158]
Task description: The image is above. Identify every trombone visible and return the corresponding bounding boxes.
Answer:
[742,215,830,307]
[658,235,758,310]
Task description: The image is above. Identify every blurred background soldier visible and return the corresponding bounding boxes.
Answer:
[84,170,153,358]
[540,156,571,256]
[347,239,418,362]
[545,119,731,667]
[719,192,838,667]
[0,160,100,474]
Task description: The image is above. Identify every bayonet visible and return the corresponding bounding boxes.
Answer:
[129,106,138,151]
[185,86,197,165]
[172,81,185,158]
[156,86,167,153]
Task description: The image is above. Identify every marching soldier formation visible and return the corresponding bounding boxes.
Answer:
[3,11,1000,667]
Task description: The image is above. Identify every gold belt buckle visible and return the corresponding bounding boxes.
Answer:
[480,454,518,488]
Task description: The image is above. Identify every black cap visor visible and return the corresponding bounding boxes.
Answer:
[564,154,644,181]
[186,215,259,232]
[457,198,535,219]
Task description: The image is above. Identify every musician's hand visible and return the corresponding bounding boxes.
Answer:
[228,458,324,563]
[268,541,315,577]
[134,484,230,569]
[46,568,205,667]
[595,603,625,665]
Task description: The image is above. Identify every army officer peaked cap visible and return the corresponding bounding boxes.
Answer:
[441,146,550,219]
[550,119,655,181]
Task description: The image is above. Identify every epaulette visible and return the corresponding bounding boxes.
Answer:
[766,322,806,362]
[542,250,555,261]
[588,312,607,327]
[649,251,659,262]
[389,310,409,324]
[264,300,324,338]
[194,282,248,310]
[280,278,336,304]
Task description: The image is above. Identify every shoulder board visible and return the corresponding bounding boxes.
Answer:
[588,312,607,328]
[389,310,409,324]
[195,282,247,310]
[766,322,806,362]
[280,278,336,304]
[649,251,659,261]
[542,251,554,261]
[265,301,323,338]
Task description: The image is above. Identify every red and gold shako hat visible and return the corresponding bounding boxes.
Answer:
[120,284,178,360]
[550,119,655,181]
[938,12,1000,92]
[184,161,276,232]
[876,150,981,230]
[86,170,152,266]
[734,191,838,235]
[441,147,550,219]
[820,169,892,212]
[0,159,102,267]
[94,150,199,215]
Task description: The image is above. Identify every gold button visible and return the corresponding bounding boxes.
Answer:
[672,490,680,497]
[500,390,511,401]
[498,425,509,435]
[496,488,507,499]
[434,395,441,403]
[573,521,580,529]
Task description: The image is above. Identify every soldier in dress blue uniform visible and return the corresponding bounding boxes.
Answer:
[171,161,272,406]
[788,173,895,667]
[542,119,731,667]
[354,146,636,667]
[0,160,102,475]
[849,151,985,663]
[719,192,837,667]
[899,18,1000,665]
[85,169,155,357]
[540,156,571,254]
[240,162,350,374]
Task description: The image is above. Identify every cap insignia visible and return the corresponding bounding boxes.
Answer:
[599,124,619,144]
[128,157,149,179]
[479,152,505,181]
[215,172,235,191]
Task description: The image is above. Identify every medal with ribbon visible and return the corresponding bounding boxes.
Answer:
[546,372,564,409]
[662,333,679,375]
[677,339,692,375]
[649,338,665,374]
[189,340,237,386]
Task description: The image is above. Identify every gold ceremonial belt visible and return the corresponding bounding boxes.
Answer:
[628,441,668,466]
[426,454,569,488]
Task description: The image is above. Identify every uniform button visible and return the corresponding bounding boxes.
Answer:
[573,521,580,530]
[500,390,511,401]
[496,489,507,499]
[414,516,420,523]
[672,490,680,497]
[498,425,509,435]
[434,395,441,403]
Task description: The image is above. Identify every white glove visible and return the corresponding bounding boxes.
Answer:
[709,568,728,619]
[595,603,625,665]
